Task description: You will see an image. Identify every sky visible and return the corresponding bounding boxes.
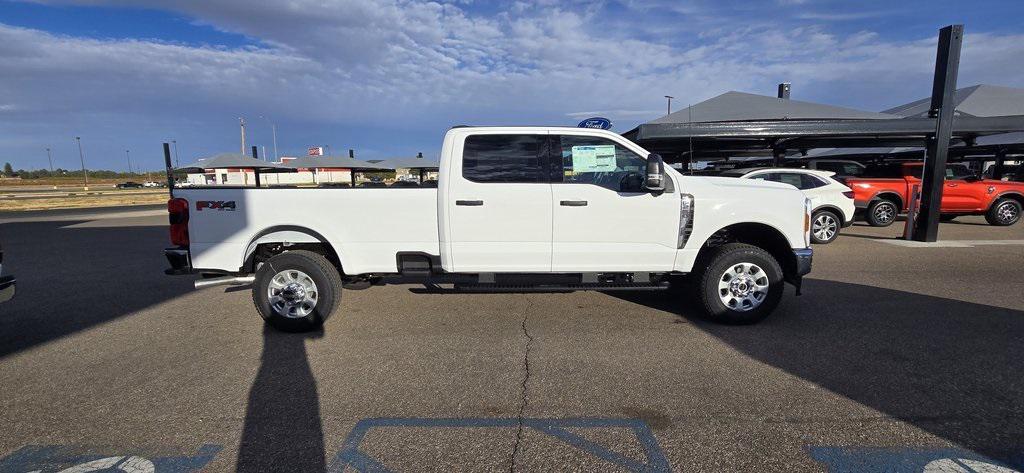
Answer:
[1,0,1024,172]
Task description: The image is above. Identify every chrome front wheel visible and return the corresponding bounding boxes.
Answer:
[717,262,769,312]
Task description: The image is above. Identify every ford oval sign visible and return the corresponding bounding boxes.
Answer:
[577,117,613,130]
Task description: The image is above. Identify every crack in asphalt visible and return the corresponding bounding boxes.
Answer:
[509,311,533,472]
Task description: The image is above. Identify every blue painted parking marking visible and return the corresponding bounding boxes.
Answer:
[0,444,220,472]
[808,446,1024,472]
[329,417,670,472]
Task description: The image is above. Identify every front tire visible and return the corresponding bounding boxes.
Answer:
[866,200,898,227]
[253,250,342,332]
[694,243,784,325]
[810,210,841,244]
[985,198,1021,226]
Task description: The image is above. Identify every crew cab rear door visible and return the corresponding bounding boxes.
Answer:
[445,132,553,272]
[549,133,680,272]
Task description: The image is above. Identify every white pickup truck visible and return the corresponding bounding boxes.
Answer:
[164,127,812,331]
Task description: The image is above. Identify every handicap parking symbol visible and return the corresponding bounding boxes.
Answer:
[808,446,1024,473]
[0,444,220,473]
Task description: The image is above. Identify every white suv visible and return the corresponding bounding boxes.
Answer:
[723,168,855,244]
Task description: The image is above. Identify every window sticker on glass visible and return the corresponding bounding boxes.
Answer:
[571,145,616,173]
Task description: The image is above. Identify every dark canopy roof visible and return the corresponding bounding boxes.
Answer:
[283,156,391,170]
[373,157,440,170]
[177,153,294,172]
[883,84,1024,118]
[648,91,895,124]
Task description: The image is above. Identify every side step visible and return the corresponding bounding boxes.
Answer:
[425,282,670,294]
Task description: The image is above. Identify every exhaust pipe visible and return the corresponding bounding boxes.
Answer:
[194,275,255,289]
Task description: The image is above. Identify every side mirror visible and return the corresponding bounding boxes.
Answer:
[644,154,666,192]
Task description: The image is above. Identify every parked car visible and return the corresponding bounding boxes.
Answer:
[116,181,144,189]
[0,244,15,303]
[164,126,813,331]
[721,168,854,244]
[389,180,420,188]
[143,181,164,188]
[845,162,1024,226]
[803,159,867,178]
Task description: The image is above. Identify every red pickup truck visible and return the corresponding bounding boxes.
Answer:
[845,162,1024,227]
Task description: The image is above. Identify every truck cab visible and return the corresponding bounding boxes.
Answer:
[165,127,813,331]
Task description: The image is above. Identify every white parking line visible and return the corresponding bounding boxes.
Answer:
[875,239,1024,248]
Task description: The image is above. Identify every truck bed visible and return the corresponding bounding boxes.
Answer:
[176,187,440,274]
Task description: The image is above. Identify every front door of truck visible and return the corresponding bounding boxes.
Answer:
[447,132,553,272]
[549,134,680,272]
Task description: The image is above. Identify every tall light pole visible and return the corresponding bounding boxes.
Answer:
[239,117,247,154]
[45,147,54,173]
[125,149,133,174]
[258,115,278,161]
[664,95,674,115]
[172,140,180,167]
[75,136,89,190]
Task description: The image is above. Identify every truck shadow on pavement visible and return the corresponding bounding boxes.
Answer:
[0,220,193,358]
[237,325,326,471]
[609,279,1024,468]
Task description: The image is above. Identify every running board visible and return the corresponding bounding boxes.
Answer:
[421,282,670,294]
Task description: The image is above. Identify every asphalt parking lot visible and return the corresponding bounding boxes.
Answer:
[0,206,1022,472]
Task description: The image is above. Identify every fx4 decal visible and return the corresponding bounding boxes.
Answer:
[196,200,236,211]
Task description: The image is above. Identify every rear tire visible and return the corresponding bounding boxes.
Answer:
[693,243,784,325]
[810,210,841,244]
[985,198,1021,226]
[253,250,342,332]
[866,200,898,227]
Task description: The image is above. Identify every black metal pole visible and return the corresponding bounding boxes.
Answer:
[772,148,785,168]
[913,25,963,243]
[992,148,1006,179]
[163,142,175,197]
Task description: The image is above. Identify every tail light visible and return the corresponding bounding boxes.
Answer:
[842,191,855,199]
[803,198,812,247]
[168,198,190,246]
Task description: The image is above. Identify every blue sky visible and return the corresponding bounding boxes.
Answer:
[1,0,1023,171]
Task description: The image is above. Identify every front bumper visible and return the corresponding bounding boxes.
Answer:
[0,275,15,303]
[793,248,813,276]
[164,247,193,275]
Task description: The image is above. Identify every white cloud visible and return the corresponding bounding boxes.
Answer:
[2,1,1024,169]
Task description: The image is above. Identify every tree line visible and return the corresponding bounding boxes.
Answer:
[2,163,160,179]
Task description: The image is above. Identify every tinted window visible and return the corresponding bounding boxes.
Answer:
[768,172,804,189]
[800,174,828,189]
[462,135,546,183]
[556,135,647,192]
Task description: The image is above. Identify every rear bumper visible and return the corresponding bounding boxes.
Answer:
[0,275,15,303]
[793,248,813,276]
[164,247,193,275]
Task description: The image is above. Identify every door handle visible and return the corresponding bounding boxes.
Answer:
[560,200,588,206]
[456,200,483,206]
[947,183,958,187]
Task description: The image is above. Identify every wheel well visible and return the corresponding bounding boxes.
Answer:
[872,192,903,209]
[698,223,798,284]
[812,205,846,224]
[241,226,343,274]
[991,192,1024,210]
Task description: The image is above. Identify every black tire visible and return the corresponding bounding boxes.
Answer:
[985,198,1022,226]
[810,209,841,244]
[866,199,898,227]
[940,214,958,222]
[693,243,785,325]
[252,250,342,332]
